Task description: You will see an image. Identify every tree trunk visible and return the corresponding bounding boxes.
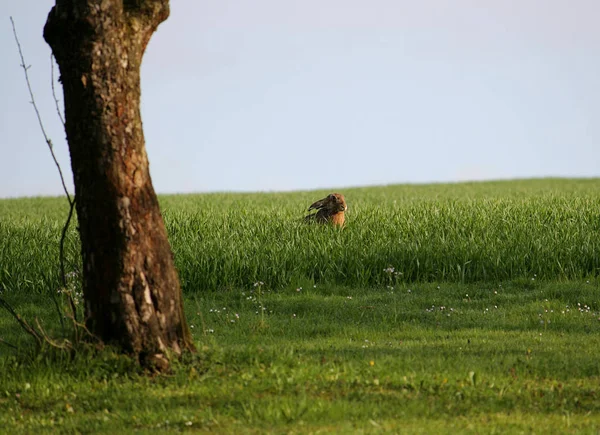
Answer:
[43,0,195,369]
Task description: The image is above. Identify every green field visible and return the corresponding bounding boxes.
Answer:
[1,178,599,433]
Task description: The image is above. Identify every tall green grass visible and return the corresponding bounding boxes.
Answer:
[1,178,599,296]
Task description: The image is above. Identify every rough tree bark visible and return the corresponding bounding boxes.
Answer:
[43,0,195,369]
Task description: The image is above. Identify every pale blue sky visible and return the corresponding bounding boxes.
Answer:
[1,1,598,198]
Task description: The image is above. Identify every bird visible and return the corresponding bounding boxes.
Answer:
[304,193,347,227]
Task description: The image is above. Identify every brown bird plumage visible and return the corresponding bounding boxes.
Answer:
[304,193,347,227]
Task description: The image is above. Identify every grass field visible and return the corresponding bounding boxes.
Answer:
[1,178,599,433]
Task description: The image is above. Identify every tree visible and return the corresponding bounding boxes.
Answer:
[43,0,195,369]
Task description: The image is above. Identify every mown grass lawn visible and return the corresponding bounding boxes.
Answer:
[1,179,599,433]
[1,280,599,433]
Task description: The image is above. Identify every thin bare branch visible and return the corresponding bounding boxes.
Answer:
[64,310,100,344]
[35,318,72,350]
[49,278,66,332]
[0,337,19,350]
[60,199,78,323]
[10,16,72,206]
[12,16,77,319]
[10,16,85,346]
[50,53,66,127]
[0,297,43,348]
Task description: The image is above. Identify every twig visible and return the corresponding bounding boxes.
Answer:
[64,311,100,344]
[60,200,78,323]
[50,53,66,127]
[47,273,66,332]
[10,16,72,205]
[11,17,82,335]
[35,318,72,351]
[0,297,43,348]
[0,337,19,350]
